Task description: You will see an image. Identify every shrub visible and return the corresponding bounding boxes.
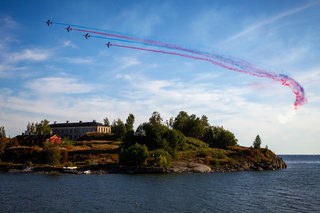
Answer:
[119,143,149,166]
[186,137,209,149]
[151,149,172,169]
[46,147,61,166]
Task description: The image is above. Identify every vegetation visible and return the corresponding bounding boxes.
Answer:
[253,135,262,148]
[172,111,209,139]
[0,126,6,138]
[202,126,238,149]
[26,119,52,135]
[119,143,148,166]
[103,117,110,126]
[125,113,135,131]
[0,111,282,173]
[151,149,172,169]
[111,119,126,140]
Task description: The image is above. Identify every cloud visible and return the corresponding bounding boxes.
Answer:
[0,15,19,29]
[221,0,320,44]
[25,77,94,94]
[63,57,93,64]
[62,40,77,48]
[8,49,49,62]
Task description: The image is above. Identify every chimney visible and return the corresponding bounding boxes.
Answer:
[79,121,82,123]
[93,120,96,123]
[66,120,69,124]
[54,121,57,124]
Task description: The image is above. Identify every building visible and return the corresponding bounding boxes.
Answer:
[49,120,111,140]
[16,134,61,146]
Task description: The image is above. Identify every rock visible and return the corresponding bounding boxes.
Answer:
[192,164,211,173]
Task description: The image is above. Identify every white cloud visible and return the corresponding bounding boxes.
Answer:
[63,57,93,64]
[0,15,19,29]
[8,49,49,62]
[62,40,77,48]
[221,0,320,44]
[25,77,94,94]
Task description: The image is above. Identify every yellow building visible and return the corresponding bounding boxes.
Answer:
[50,120,111,140]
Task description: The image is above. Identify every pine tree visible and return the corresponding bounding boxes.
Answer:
[253,135,262,148]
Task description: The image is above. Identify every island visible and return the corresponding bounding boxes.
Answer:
[0,111,286,174]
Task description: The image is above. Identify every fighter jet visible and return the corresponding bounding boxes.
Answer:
[65,26,72,32]
[105,42,112,48]
[83,33,90,39]
[44,19,52,26]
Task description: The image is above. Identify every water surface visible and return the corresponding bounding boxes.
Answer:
[0,155,319,212]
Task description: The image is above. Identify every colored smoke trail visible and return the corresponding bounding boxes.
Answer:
[53,23,306,109]
[113,44,306,109]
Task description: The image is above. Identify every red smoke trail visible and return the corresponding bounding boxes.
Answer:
[113,44,306,109]
[72,28,306,109]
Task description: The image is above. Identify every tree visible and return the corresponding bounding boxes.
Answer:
[125,113,135,131]
[149,111,162,125]
[172,111,207,139]
[103,117,110,126]
[165,117,174,129]
[163,128,186,151]
[43,142,61,166]
[35,119,51,135]
[152,149,172,169]
[253,135,262,149]
[111,119,126,140]
[0,126,6,138]
[119,143,149,166]
[202,126,238,149]
[26,122,36,135]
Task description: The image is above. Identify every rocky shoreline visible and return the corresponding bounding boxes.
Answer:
[0,154,286,175]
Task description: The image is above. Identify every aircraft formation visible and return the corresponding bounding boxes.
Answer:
[44,20,112,47]
[43,19,306,110]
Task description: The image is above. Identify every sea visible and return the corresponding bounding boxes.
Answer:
[0,155,319,213]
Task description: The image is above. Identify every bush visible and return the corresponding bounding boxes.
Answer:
[151,149,172,169]
[46,147,61,166]
[186,137,209,150]
[202,126,238,149]
[119,143,149,166]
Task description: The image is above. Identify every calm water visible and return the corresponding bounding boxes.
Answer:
[0,155,319,213]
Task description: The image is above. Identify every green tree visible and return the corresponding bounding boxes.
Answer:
[0,126,6,138]
[163,128,186,151]
[119,143,149,166]
[121,130,136,149]
[125,113,135,131]
[202,126,238,149]
[173,111,208,139]
[35,119,52,135]
[26,122,36,135]
[165,117,174,129]
[103,117,110,126]
[43,142,61,166]
[149,111,162,125]
[152,149,172,169]
[111,119,126,140]
[253,135,262,149]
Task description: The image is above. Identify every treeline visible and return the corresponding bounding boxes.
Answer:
[112,111,238,168]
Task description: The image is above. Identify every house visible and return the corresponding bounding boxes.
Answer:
[49,120,111,140]
[16,134,61,146]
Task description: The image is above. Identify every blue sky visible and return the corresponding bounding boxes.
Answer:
[0,0,319,154]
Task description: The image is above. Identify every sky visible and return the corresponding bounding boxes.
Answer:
[0,0,319,154]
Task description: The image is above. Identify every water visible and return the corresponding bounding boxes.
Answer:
[0,155,319,212]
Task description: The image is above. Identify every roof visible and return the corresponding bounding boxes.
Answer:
[49,121,106,128]
[15,134,56,140]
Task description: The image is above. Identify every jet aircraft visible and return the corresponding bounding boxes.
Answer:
[44,19,52,26]
[65,26,72,32]
[83,33,90,39]
[105,42,112,48]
